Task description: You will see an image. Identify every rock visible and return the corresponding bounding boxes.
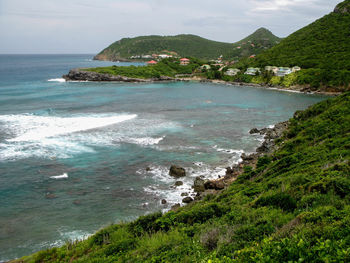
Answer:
[225,167,234,176]
[146,167,152,171]
[171,203,181,211]
[182,197,194,203]
[193,177,205,192]
[181,192,189,196]
[161,199,167,204]
[175,181,184,186]
[63,69,175,82]
[204,180,225,190]
[249,128,260,134]
[204,180,216,189]
[214,181,225,190]
[169,165,186,178]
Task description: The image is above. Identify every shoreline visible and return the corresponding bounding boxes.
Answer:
[169,121,289,208]
[63,69,341,96]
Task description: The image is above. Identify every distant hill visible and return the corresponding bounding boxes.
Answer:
[94,29,281,61]
[250,0,350,70]
[227,28,281,60]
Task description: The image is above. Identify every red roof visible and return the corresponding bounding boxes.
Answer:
[180,58,190,61]
[147,60,157,64]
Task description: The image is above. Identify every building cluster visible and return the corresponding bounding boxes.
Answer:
[146,57,190,66]
[224,66,301,77]
[130,54,175,59]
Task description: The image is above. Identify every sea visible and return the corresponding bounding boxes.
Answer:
[0,54,327,261]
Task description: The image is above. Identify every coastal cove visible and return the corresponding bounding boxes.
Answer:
[0,55,328,261]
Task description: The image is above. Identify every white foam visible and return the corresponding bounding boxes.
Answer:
[50,173,68,179]
[48,78,66,82]
[126,136,164,146]
[2,114,137,142]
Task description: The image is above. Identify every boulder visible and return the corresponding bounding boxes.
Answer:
[193,177,205,192]
[204,180,225,190]
[161,199,167,204]
[182,197,194,203]
[204,180,216,189]
[249,128,260,134]
[175,181,184,186]
[181,192,189,196]
[169,165,186,178]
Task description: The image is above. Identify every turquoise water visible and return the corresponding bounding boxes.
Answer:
[0,55,327,260]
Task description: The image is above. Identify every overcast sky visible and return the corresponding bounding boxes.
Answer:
[0,0,342,54]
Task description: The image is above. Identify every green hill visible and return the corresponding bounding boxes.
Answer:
[250,0,350,70]
[227,28,281,60]
[94,30,281,61]
[13,92,350,262]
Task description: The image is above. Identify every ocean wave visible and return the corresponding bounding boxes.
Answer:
[50,173,68,179]
[47,78,66,82]
[1,113,137,142]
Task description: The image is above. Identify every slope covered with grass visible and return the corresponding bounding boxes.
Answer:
[14,92,350,262]
[251,0,350,70]
[94,29,280,61]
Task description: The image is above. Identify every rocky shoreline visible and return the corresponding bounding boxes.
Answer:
[168,121,289,210]
[63,69,340,96]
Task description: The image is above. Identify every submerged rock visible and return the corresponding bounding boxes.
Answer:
[169,165,186,178]
[181,192,189,196]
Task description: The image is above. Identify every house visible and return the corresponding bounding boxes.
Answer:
[276,67,292,77]
[244,67,260,75]
[180,58,190,65]
[225,68,241,76]
[200,64,211,70]
[265,66,279,74]
[159,54,172,59]
[142,55,152,59]
[147,60,158,65]
[292,66,301,72]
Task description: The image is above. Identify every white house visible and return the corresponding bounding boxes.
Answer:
[225,68,241,76]
[276,67,292,77]
[245,68,260,75]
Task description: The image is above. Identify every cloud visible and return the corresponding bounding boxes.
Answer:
[0,0,342,53]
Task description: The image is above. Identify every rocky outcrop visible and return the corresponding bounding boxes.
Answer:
[169,165,186,178]
[63,69,174,82]
[193,177,205,192]
[182,197,194,203]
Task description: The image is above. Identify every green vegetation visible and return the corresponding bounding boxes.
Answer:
[240,1,350,70]
[13,92,350,262]
[94,30,280,61]
[221,68,350,92]
[85,58,204,79]
[228,28,281,60]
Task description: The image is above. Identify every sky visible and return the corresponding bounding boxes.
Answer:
[0,0,342,54]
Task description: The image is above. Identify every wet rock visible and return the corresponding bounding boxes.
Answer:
[161,199,167,204]
[225,167,234,176]
[193,177,205,192]
[181,192,189,196]
[204,180,225,190]
[204,180,216,189]
[182,197,194,203]
[249,128,260,134]
[175,181,184,186]
[146,167,152,171]
[169,165,186,178]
